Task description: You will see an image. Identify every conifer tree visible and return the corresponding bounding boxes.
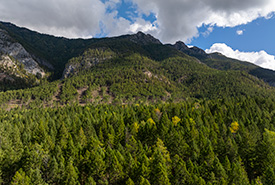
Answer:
[30,168,47,185]
[126,177,135,185]
[171,155,191,184]
[150,138,171,185]
[11,169,31,185]
[64,158,79,185]
[85,176,97,185]
[105,147,124,184]
[263,166,275,185]
[140,176,151,185]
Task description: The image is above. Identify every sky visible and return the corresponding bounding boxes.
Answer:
[0,0,275,70]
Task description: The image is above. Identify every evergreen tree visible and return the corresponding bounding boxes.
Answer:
[11,169,31,185]
[64,158,79,185]
[126,177,135,185]
[171,155,191,184]
[150,138,171,185]
[263,166,275,185]
[30,168,47,185]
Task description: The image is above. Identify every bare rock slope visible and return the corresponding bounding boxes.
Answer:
[0,28,45,77]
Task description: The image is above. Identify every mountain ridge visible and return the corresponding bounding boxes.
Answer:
[1,20,275,96]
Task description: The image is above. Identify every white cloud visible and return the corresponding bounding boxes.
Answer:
[236,30,244,35]
[0,0,107,38]
[0,0,275,43]
[131,0,275,43]
[0,0,158,39]
[206,43,275,71]
[202,26,214,37]
[99,11,156,37]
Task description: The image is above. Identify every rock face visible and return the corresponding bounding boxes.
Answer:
[0,28,45,77]
[0,55,18,82]
[62,48,115,78]
[62,63,84,79]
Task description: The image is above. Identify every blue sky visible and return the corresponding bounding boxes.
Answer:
[113,0,275,55]
[191,15,275,55]
[0,0,275,70]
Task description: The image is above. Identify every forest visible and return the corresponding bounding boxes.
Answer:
[0,97,274,184]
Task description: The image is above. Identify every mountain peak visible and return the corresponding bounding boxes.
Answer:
[189,46,207,55]
[127,31,162,45]
[174,41,189,51]
[171,41,207,58]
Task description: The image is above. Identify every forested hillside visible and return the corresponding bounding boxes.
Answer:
[0,97,275,184]
[0,52,273,110]
[2,21,275,86]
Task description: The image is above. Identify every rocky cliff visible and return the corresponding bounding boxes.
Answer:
[62,48,116,78]
[0,28,45,77]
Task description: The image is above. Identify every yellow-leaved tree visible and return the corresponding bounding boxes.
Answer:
[172,116,181,126]
[230,121,239,133]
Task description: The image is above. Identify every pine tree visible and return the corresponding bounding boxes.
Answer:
[30,168,47,185]
[105,146,124,184]
[230,160,249,185]
[140,176,151,185]
[213,157,228,182]
[85,176,97,185]
[171,155,191,184]
[138,153,150,179]
[150,138,171,185]
[64,158,79,185]
[47,156,59,184]
[263,166,275,185]
[11,168,31,185]
[126,177,135,185]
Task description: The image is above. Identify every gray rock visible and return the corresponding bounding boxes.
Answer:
[0,29,45,77]
[62,48,115,78]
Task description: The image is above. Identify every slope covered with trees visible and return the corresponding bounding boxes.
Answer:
[0,51,273,110]
[0,97,275,184]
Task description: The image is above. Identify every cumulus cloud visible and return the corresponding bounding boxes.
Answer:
[206,43,275,71]
[0,0,275,43]
[0,0,155,38]
[236,30,244,35]
[0,0,107,38]
[131,0,275,43]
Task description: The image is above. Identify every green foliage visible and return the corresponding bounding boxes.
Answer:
[203,54,275,86]
[0,97,274,184]
[10,169,31,185]
[1,21,275,185]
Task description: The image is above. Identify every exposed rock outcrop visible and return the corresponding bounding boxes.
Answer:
[62,48,115,78]
[0,28,45,77]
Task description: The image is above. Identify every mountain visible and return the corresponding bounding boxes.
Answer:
[169,41,275,86]
[0,27,50,90]
[0,21,274,103]
[167,41,208,59]
[2,21,275,87]
[1,22,275,185]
